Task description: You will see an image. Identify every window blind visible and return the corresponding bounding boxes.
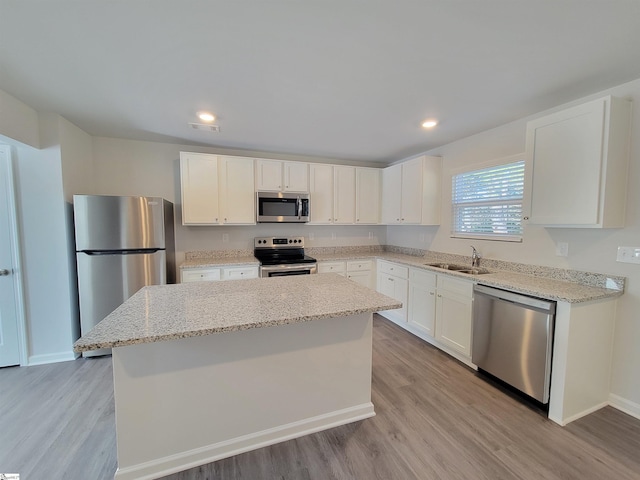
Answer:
[451,160,525,240]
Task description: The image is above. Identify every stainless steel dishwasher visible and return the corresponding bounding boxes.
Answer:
[472,285,556,404]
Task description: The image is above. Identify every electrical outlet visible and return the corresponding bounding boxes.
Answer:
[309,232,314,241]
[616,246,640,264]
[368,231,373,239]
[222,233,229,243]
[331,232,336,240]
[555,242,569,257]
[419,233,426,243]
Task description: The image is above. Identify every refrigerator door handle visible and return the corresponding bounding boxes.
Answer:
[81,248,163,255]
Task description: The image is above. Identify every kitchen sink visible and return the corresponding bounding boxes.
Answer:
[424,263,491,275]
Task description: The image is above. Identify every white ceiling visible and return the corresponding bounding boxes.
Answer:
[2,1,640,164]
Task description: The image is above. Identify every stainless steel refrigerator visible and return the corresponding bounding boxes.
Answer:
[74,195,175,357]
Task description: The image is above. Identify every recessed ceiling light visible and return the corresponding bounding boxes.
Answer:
[197,112,215,122]
[422,119,438,129]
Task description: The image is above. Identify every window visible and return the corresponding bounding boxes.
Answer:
[451,157,525,242]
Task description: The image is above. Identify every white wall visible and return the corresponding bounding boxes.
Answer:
[91,137,386,266]
[0,88,39,148]
[388,78,640,412]
[13,114,82,363]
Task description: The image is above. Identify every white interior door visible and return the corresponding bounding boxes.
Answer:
[0,146,22,367]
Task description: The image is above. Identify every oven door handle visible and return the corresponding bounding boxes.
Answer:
[297,196,302,220]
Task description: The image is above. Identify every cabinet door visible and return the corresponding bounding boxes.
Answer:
[408,269,437,337]
[527,99,606,226]
[356,167,380,224]
[255,159,283,191]
[284,162,309,192]
[334,166,356,224]
[219,156,256,224]
[401,158,423,224]
[381,164,402,224]
[435,289,473,357]
[377,271,408,322]
[180,153,220,225]
[347,270,372,288]
[309,164,334,224]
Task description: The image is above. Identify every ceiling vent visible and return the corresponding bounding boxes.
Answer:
[188,122,220,132]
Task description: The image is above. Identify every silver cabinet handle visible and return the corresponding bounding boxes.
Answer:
[0,269,11,276]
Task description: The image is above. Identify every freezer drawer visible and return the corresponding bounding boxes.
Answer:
[77,250,166,356]
[472,285,556,404]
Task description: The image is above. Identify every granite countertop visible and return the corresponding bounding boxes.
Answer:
[73,274,402,352]
[181,251,623,304]
[180,255,259,268]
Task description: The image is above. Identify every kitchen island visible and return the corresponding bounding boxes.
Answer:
[74,274,401,480]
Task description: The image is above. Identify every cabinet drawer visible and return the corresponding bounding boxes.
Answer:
[410,268,436,286]
[223,266,258,280]
[378,260,408,279]
[437,275,473,297]
[347,260,373,272]
[318,261,346,274]
[181,268,221,283]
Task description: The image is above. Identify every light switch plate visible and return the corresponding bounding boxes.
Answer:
[616,246,640,264]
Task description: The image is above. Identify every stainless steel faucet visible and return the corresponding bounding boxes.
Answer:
[471,245,481,267]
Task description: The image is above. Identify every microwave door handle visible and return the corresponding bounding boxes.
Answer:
[297,196,302,219]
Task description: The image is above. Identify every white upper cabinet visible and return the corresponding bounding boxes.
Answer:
[309,164,334,224]
[219,156,256,224]
[309,164,379,225]
[284,162,309,192]
[180,152,219,225]
[255,159,308,192]
[381,155,442,225]
[524,95,632,228]
[333,166,356,224]
[180,152,255,226]
[381,163,402,224]
[355,167,381,224]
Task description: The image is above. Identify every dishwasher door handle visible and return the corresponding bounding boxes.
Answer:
[474,284,555,313]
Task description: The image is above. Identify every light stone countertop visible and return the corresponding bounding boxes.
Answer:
[181,251,623,304]
[180,255,259,268]
[73,274,402,352]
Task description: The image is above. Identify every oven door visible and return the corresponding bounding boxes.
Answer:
[260,263,317,277]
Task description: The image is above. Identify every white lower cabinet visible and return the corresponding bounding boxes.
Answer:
[222,266,259,281]
[408,268,436,337]
[434,276,473,358]
[181,268,222,283]
[346,260,374,288]
[378,261,474,366]
[318,259,375,289]
[376,260,409,323]
[181,265,258,283]
[317,261,346,276]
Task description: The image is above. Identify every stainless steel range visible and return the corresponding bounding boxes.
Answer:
[254,236,317,277]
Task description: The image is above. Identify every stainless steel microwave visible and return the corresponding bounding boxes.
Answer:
[256,192,310,223]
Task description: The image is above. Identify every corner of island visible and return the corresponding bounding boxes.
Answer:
[74,274,401,480]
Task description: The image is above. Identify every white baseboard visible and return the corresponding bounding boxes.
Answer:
[27,350,78,366]
[114,403,375,480]
[609,394,640,420]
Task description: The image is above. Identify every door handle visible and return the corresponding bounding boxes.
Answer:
[0,269,10,276]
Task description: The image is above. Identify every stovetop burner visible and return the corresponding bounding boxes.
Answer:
[254,236,316,266]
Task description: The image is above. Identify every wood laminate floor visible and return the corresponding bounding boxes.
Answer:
[1,315,639,479]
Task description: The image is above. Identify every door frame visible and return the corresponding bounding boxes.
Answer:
[0,144,28,366]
